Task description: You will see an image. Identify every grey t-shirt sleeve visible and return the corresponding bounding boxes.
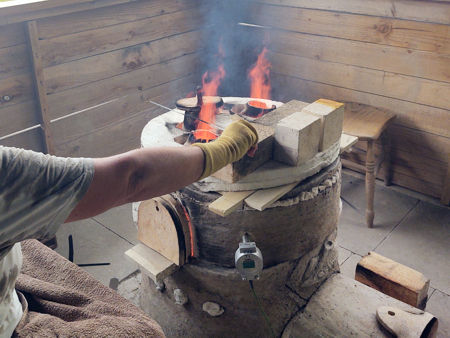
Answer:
[0,146,95,257]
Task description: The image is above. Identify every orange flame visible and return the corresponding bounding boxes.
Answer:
[194,64,225,141]
[248,47,271,109]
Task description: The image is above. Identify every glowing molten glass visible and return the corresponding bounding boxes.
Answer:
[194,64,225,142]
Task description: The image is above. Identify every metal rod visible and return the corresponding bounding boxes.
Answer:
[146,99,225,131]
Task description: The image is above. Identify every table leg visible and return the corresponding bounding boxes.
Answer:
[381,132,392,186]
[366,140,375,228]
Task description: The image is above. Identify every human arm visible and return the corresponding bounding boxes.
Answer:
[66,120,257,222]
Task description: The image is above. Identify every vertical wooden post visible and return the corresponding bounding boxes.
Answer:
[365,140,375,228]
[26,20,55,154]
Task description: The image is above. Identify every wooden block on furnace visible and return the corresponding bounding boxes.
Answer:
[274,111,321,166]
[212,122,274,183]
[302,99,344,151]
[245,181,298,211]
[125,243,178,284]
[209,190,256,217]
[355,251,430,309]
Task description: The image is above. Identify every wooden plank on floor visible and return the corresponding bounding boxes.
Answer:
[246,3,450,53]
[340,133,358,154]
[271,74,450,138]
[44,29,205,94]
[271,51,450,111]
[125,243,178,284]
[209,190,256,217]
[356,251,430,309]
[254,0,450,25]
[39,7,205,67]
[245,182,298,211]
[46,52,200,120]
[267,29,450,83]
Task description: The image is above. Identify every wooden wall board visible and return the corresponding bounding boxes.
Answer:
[246,3,450,53]
[266,29,450,83]
[44,30,205,95]
[271,74,450,138]
[271,52,450,110]
[37,0,202,39]
[0,23,26,48]
[252,0,450,24]
[0,126,44,152]
[0,0,140,26]
[0,72,35,109]
[342,158,442,199]
[39,7,206,67]
[54,107,163,158]
[0,44,30,80]
[50,74,196,145]
[46,52,200,120]
[0,101,39,138]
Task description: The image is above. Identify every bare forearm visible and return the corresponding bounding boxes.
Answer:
[66,146,204,222]
[126,146,204,202]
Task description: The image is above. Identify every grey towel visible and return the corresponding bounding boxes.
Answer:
[13,239,164,337]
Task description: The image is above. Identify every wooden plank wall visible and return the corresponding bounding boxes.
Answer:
[243,0,450,199]
[0,0,206,157]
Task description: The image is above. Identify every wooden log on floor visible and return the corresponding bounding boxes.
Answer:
[355,251,430,309]
[302,99,344,151]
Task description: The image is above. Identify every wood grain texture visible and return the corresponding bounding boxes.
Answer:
[356,251,430,308]
[271,52,450,110]
[0,100,38,138]
[0,23,26,48]
[208,190,256,217]
[0,0,141,26]
[343,103,395,140]
[246,3,450,53]
[138,198,183,266]
[0,44,30,80]
[340,133,358,154]
[272,74,450,138]
[26,20,54,154]
[39,7,206,67]
[37,0,201,39]
[253,0,450,25]
[47,52,200,120]
[52,74,197,157]
[245,182,298,211]
[0,72,35,109]
[265,29,450,83]
[44,29,205,94]
[0,126,44,152]
[125,243,177,284]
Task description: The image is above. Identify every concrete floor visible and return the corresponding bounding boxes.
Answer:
[55,171,450,337]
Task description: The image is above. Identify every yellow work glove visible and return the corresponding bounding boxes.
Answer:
[193,120,258,180]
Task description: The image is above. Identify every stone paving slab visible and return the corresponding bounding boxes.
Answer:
[56,218,137,286]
